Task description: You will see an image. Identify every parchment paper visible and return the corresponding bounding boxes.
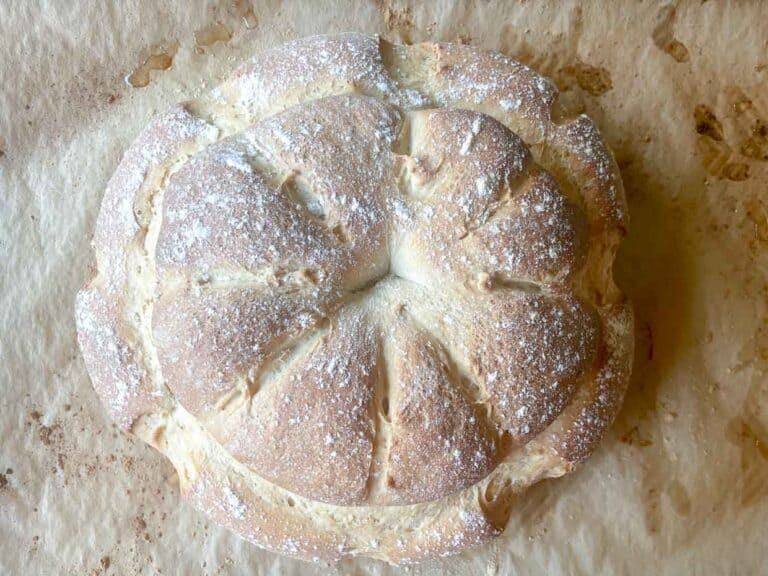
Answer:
[2,1,767,574]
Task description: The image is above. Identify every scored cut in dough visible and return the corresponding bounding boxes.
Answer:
[75,33,633,564]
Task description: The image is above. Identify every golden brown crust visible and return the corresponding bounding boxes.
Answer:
[398,107,588,287]
[76,33,632,564]
[468,292,601,443]
[543,301,634,464]
[152,285,333,420]
[224,309,379,506]
[385,318,499,505]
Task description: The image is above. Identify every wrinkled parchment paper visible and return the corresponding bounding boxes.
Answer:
[2,1,767,574]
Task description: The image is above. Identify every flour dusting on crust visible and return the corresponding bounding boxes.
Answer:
[76,33,631,565]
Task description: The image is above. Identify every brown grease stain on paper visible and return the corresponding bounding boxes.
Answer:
[693,87,768,180]
[194,22,232,54]
[652,4,690,63]
[380,3,414,31]
[378,1,415,44]
[740,119,768,161]
[732,89,753,115]
[696,136,748,181]
[744,196,768,244]
[126,43,179,88]
[694,105,750,181]
[721,161,750,181]
[666,480,692,517]
[230,0,258,29]
[500,12,611,99]
[694,105,724,141]
[643,478,693,531]
[558,62,613,96]
[727,415,768,507]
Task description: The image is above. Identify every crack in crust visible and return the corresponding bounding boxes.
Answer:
[365,335,393,500]
[76,33,632,565]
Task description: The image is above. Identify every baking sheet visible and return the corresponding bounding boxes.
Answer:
[1,1,767,574]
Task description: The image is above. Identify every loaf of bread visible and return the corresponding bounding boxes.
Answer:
[76,33,632,564]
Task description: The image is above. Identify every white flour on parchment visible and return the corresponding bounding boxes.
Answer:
[1,1,767,574]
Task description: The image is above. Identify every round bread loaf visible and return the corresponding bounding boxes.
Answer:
[76,33,633,564]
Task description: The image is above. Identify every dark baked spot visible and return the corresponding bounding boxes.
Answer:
[100,556,111,569]
[0,473,7,491]
[694,105,724,141]
[330,223,348,244]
